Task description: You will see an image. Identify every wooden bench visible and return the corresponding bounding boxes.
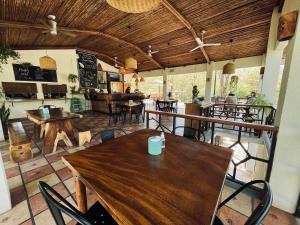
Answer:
[71,120,91,146]
[8,122,32,162]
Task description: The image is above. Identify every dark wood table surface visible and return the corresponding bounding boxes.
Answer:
[62,129,232,225]
[26,108,81,154]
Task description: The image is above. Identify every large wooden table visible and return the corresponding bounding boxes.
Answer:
[62,129,232,225]
[26,108,81,154]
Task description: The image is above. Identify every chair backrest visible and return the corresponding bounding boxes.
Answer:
[173,126,198,140]
[38,181,92,225]
[92,128,126,143]
[218,180,273,225]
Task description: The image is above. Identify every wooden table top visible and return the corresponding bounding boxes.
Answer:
[26,108,81,124]
[62,129,232,225]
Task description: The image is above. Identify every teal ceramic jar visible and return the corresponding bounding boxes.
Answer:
[148,136,162,155]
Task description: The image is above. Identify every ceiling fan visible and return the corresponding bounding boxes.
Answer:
[190,30,221,52]
[147,45,159,57]
[114,56,121,68]
[39,15,76,38]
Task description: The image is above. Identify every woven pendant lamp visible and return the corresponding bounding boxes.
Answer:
[106,0,161,13]
[223,63,235,74]
[39,56,57,70]
[125,57,137,70]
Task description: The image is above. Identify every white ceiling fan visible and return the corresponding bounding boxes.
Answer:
[147,45,159,57]
[114,56,121,68]
[190,30,221,52]
[39,15,76,38]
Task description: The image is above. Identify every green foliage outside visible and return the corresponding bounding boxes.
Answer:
[139,67,261,102]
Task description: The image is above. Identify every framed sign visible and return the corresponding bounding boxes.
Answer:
[77,51,98,88]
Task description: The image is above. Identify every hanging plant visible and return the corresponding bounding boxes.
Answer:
[0,46,20,72]
[68,74,78,83]
[229,75,239,93]
[20,62,33,68]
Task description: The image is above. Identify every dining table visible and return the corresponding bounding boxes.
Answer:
[62,129,233,225]
[26,108,81,154]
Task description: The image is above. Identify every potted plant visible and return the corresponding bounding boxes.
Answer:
[0,45,20,72]
[0,103,10,140]
[70,85,77,94]
[68,74,78,83]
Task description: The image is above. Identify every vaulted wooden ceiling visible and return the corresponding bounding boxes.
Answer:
[0,0,280,71]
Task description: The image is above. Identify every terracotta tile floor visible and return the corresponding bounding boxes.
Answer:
[0,112,298,225]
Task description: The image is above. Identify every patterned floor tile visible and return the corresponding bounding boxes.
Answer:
[7,175,23,190]
[46,151,69,163]
[22,164,54,184]
[5,166,20,179]
[0,200,31,225]
[34,209,56,225]
[20,158,48,173]
[51,159,67,171]
[57,167,73,181]
[25,173,60,197]
[10,185,27,207]
[63,177,75,194]
[20,219,33,225]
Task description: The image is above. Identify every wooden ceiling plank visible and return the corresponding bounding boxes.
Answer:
[161,0,210,63]
[0,19,162,69]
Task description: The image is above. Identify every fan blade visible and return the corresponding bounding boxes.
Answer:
[59,30,77,38]
[202,43,221,47]
[151,50,159,54]
[190,45,201,52]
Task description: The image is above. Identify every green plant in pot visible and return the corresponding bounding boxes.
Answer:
[0,45,20,72]
[68,74,78,83]
[70,85,77,94]
[0,103,10,140]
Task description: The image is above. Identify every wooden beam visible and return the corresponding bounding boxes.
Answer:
[0,20,162,69]
[161,0,211,63]
[11,45,123,67]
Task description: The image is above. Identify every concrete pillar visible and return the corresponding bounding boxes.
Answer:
[270,0,300,213]
[260,7,286,105]
[205,62,214,101]
[162,70,168,99]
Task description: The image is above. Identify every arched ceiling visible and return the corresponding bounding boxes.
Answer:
[0,0,280,71]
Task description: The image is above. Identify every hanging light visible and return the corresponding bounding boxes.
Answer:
[222,39,235,74]
[140,76,145,82]
[106,0,161,13]
[125,57,137,70]
[223,63,235,74]
[39,55,57,70]
[132,73,138,80]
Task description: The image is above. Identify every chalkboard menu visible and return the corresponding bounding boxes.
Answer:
[13,64,57,82]
[77,51,98,88]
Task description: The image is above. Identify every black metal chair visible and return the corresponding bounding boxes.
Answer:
[173,126,205,142]
[38,181,117,225]
[131,102,145,123]
[108,103,123,124]
[214,180,273,225]
[91,128,126,143]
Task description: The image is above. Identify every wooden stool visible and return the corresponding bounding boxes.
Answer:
[8,122,32,162]
[71,120,91,146]
[52,128,73,152]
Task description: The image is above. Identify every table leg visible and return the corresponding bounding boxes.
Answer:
[43,122,58,154]
[75,176,87,213]
[33,124,41,140]
[129,108,132,123]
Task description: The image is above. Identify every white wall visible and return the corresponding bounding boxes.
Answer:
[0,49,116,119]
[270,0,300,213]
